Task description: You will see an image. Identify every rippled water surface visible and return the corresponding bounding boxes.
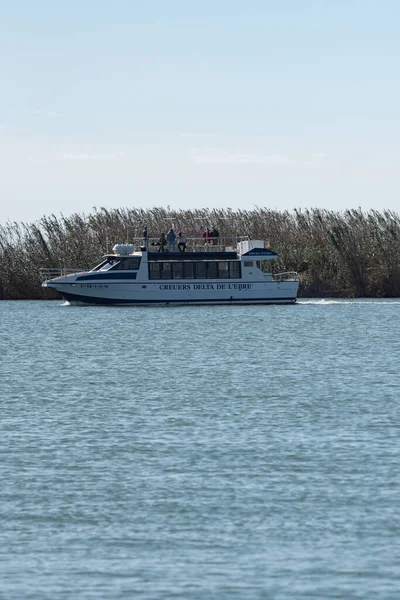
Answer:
[1,299,400,599]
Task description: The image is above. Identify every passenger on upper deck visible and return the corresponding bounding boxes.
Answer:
[167,229,177,252]
[177,232,187,252]
[142,225,148,250]
[210,226,219,245]
[202,227,211,244]
[159,233,167,252]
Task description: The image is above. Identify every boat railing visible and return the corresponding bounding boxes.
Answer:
[103,235,260,253]
[146,236,238,252]
[40,267,86,281]
[273,272,299,282]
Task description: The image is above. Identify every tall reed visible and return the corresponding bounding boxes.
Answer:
[1,207,399,298]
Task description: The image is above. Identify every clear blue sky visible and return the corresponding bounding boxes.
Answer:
[1,0,400,223]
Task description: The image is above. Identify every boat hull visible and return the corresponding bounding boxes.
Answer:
[45,280,299,306]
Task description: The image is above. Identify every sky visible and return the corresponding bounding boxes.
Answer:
[1,0,400,224]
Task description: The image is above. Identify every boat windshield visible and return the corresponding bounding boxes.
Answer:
[91,259,121,272]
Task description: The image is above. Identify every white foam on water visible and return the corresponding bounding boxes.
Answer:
[298,299,400,305]
[298,299,342,305]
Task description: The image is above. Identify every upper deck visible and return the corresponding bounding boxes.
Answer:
[109,238,275,258]
[146,251,239,262]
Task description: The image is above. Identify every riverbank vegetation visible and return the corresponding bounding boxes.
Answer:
[1,207,400,299]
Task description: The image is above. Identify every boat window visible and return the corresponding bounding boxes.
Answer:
[161,262,172,279]
[206,262,218,278]
[257,260,271,273]
[148,260,241,280]
[172,263,184,279]
[183,263,194,279]
[229,262,241,278]
[149,263,162,279]
[218,261,229,279]
[149,262,191,280]
[111,257,141,270]
[98,260,121,272]
[244,261,254,267]
[91,260,108,271]
[194,263,206,278]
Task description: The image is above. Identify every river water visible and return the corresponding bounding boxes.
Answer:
[1,299,399,599]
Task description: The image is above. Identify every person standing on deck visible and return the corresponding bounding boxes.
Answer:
[202,227,211,244]
[210,226,219,245]
[167,228,177,252]
[142,226,148,250]
[159,233,167,252]
[177,232,187,252]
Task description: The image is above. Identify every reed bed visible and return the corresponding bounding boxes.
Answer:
[1,207,400,299]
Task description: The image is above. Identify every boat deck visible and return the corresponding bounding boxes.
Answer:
[147,251,238,261]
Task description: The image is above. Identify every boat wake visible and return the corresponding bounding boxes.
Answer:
[298,299,400,305]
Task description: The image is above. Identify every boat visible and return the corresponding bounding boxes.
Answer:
[41,237,299,306]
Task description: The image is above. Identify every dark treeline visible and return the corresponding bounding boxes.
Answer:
[1,206,400,299]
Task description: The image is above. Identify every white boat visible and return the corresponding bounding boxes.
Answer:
[41,238,299,306]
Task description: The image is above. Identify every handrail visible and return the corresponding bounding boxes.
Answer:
[143,235,255,253]
[101,235,262,253]
[40,267,86,280]
[146,236,235,251]
[273,272,299,282]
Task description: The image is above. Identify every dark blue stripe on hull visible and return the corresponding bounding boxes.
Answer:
[76,272,137,280]
[60,291,297,305]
